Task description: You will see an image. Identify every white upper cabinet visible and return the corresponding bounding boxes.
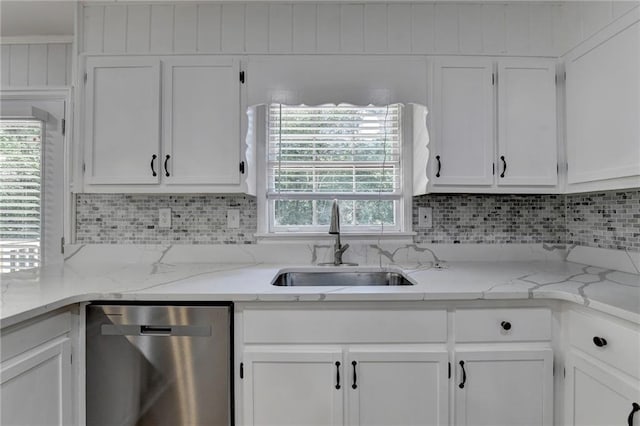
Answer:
[565,10,640,192]
[432,58,494,187]
[83,56,245,193]
[85,57,161,185]
[162,57,241,186]
[497,59,557,187]
[430,57,559,193]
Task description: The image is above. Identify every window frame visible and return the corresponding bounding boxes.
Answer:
[254,103,415,239]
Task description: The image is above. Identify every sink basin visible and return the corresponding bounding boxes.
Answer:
[272,271,413,287]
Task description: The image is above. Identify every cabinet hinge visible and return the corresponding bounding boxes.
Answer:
[448,362,451,379]
[239,71,245,84]
[239,161,245,174]
[240,362,244,379]
[60,237,65,254]
[491,73,495,85]
[61,118,66,136]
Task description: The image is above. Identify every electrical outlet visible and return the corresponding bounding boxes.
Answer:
[418,207,432,228]
[159,208,172,229]
[227,209,240,229]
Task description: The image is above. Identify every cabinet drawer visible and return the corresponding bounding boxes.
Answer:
[568,310,640,378]
[455,308,551,342]
[243,308,447,344]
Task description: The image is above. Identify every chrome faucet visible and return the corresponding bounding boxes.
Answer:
[327,200,356,266]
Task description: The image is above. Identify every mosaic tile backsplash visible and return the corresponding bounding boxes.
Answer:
[75,190,639,251]
[566,190,640,251]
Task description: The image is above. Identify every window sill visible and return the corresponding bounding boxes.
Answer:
[255,232,416,244]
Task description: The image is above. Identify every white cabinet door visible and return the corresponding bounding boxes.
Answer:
[565,14,640,187]
[432,58,494,186]
[347,350,449,426]
[162,57,241,186]
[565,353,640,426]
[85,57,161,185]
[497,60,557,186]
[454,349,553,426]
[1,337,72,426]
[243,350,344,426]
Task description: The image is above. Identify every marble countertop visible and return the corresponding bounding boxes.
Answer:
[2,243,639,328]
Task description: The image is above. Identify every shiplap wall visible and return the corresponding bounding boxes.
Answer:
[81,2,638,57]
[0,43,73,88]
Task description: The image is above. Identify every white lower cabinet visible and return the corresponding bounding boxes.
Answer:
[0,311,74,426]
[242,348,449,426]
[565,353,640,426]
[347,350,449,426]
[454,349,554,426]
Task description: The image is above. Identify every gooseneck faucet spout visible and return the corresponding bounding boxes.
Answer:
[329,200,350,266]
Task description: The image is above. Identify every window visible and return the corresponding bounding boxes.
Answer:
[0,120,42,272]
[266,104,406,233]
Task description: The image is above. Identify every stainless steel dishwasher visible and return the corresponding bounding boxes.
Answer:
[86,303,232,426]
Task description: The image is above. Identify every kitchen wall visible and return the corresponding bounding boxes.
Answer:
[75,191,640,252]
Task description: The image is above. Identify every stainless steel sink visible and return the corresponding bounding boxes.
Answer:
[272,271,413,287]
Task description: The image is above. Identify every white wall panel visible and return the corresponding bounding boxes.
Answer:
[317,4,340,53]
[150,5,174,52]
[459,4,483,54]
[411,4,434,54]
[434,4,458,53]
[506,4,530,53]
[174,5,198,52]
[482,4,506,54]
[365,4,387,53]
[126,5,151,53]
[8,45,28,87]
[79,2,633,57]
[83,6,104,53]
[1,47,10,86]
[292,4,316,53]
[341,4,364,53]
[388,5,412,53]
[245,4,269,53]
[269,4,293,53]
[530,4,553,54]
[27,44,48,86]
[197,4,221,52]
[221,4,245,53]
[103,5,127,53]
[0,43,71,88]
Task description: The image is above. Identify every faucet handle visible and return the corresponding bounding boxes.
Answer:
[338,243,349,254]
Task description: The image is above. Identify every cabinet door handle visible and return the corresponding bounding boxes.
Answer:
[501,321,512,331]
[164,155,171,177]
[351,361,358,389]
[593,336,608,347]
[435,155,442,178]
[500,156,507,178]
[335,361,341,390]
[150,154,157,177]
[459,361,467,389]
[628,402,639,426]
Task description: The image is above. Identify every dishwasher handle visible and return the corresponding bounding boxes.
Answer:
[101,324,211,337]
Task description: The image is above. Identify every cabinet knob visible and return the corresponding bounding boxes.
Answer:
[593,336,607,347]
[501,321,512,331]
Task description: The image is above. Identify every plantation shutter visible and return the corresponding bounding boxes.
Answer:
[267,104,403,200]
[0,120,42,272]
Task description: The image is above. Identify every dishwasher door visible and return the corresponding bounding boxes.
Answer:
[86,304,232,426]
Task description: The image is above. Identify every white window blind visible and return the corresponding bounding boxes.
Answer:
[267,104,403,231]
[0,120,42,273]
